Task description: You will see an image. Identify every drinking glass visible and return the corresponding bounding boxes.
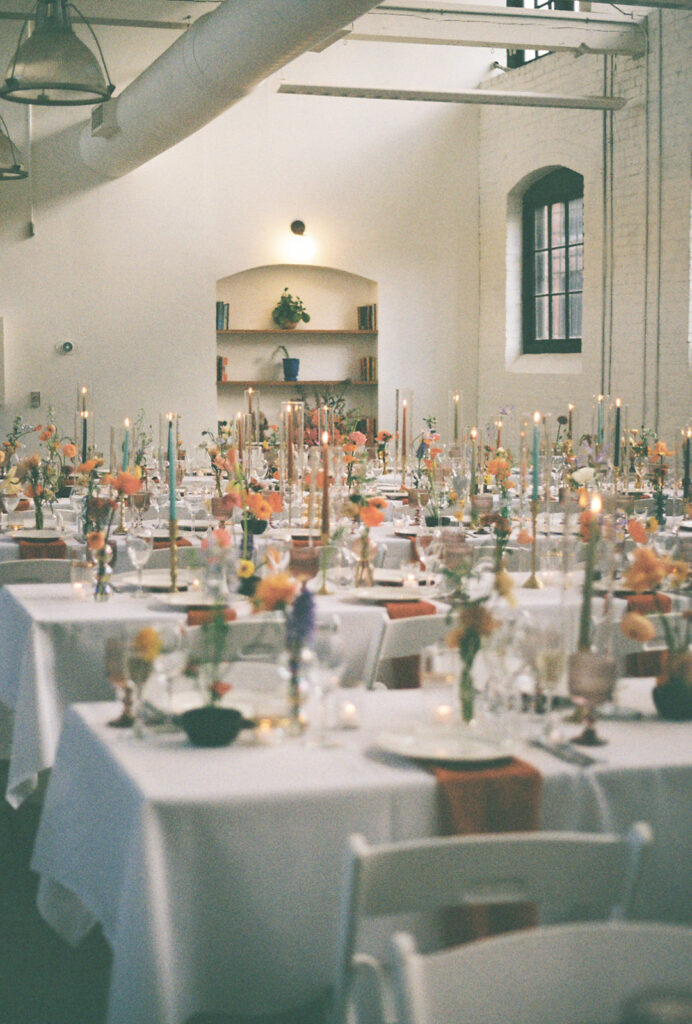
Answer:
[126,524,154,596]
[309,616,345,746]
[567,649,616,746]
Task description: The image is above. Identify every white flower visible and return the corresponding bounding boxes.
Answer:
[572,466,596,486]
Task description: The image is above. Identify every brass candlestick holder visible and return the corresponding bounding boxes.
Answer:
[169,517,178,592]
[522,498,543,589]
[317,531,332,595]
[114,495,128,535]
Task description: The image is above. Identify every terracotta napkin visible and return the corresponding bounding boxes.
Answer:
[384,599,437,689]
[626,593,672,614]
[434,758,542,942]
[186,607,238,627]
[152,536,193,550]
[624,649,667,677]
[17,538,68,560]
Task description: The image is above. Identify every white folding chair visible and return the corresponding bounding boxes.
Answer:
[365,613,449,689]
[142,545,203,571]
[390,921,692,1024]
[0,558,72,585]
[331,825,652,1024]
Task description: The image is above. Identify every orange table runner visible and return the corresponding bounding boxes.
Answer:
[384,599,437,689]
[186,607,238,627]
[17,538,68,560]
[153,537,193,550]
[434,758,542,942]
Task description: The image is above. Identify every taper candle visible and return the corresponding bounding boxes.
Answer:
[167,413,177,520]
[683,428,691,500]
[532,411,541,501]
[321,431,330,536]
[568,403,574,440]
[614,398,621,468]
[470,427,477,495]
[122,418,130,472]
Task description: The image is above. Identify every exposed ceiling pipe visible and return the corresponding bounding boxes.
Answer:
[79,0,381,179]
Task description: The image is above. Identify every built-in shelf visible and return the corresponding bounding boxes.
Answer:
[217,379,378,388]
[217,329,377,337]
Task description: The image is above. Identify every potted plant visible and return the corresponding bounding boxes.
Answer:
[272,288,310,330]
[272,343,300,382]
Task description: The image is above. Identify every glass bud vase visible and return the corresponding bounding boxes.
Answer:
[354,528,374,588]
[459,662,474,724]
[94,543,114,601]
[34,500,44,530]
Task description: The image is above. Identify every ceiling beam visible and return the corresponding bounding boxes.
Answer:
[336,7,646,56]
[0,12,189,30]
[278,82,627,110]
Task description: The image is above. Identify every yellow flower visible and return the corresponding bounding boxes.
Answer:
[253,572,299,612]
[620,611,656,643]
[494,567,516,606]
[238,559,255,579]
[132,627,162,662]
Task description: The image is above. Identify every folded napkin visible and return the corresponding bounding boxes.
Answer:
[385,599,437,689]
[435,758,542,942]
[626,593,672,614]
[186,607,238,627]
[16,498,30,512]
[17,538,68,560]
[624,649,667,677]
[152,536,193,550]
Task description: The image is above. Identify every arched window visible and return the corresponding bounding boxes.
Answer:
[522,167,583,354]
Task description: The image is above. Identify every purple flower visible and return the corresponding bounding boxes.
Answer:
[285,586,315,651]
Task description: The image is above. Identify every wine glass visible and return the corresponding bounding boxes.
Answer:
[309,616,345,746]
[105,635,135,727]
[126,524,154,597]
[567,650,616,746]
[525,621,567,740]
[2,489,21,531]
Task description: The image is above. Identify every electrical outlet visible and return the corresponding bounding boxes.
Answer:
[30,391,40,409]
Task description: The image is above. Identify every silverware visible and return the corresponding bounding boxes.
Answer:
[530,738,600,767]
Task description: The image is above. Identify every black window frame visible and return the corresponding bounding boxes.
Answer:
[522,167,584,355]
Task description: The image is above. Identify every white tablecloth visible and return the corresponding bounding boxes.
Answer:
[31,686,692,1024]
[0,583,444,806]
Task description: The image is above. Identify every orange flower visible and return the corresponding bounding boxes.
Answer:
[623,546,668,593]
[24,483,42,499]
[253,572,299,612]
[266,491,283,513]
[360,504,385,528]
[343,454,355,465]
[666,560,690,587]
[62,443,77,459]
[369,496,388,509]
[86,530,106,552]
[649,441,674,458]
[516,528,533,545]
[627,518,649,544]
[109,471,141,496]
[620,611,656,643]
[77,458,100,474]
[38,425,55,441]
[245,492,272,521]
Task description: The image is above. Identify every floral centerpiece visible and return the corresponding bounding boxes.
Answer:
[619,544,691,719]
[16,420,78,528]
[376,430,392,473]
[344,493,387,587]
[647,440,674,527]
[1,415,36,478]
[203,424,237,497]
[86,471,141,599]
[342,430,368,492]
[486,450,514,519]
[252,572,315,731]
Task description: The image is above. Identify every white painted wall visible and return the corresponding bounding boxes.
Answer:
[0,38,483,452]
[476,9,692,447]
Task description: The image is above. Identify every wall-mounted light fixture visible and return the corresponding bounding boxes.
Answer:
[0,113,27,180]
[0,0,115,107]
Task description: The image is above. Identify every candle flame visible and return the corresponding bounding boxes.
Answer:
[533,411,541,424]
[568,403,574,411]
[470,427,477,440]
[321,431,329,445]
[590,493,602,514]
[616,397,621,408]
[124,417,130,428]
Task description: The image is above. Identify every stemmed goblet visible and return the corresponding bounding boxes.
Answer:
[567,649,616,746]
[126,523,154,597]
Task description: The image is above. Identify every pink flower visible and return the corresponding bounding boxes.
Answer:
[349,431,367,446]
[202,528,233,551]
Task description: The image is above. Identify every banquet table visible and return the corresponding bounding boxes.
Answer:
[31,684,692,1024]
[0,582,445,807]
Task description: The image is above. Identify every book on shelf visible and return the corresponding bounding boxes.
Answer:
[356,303,377,331]
[359,355,378,382]
[216,355,228,383]
[216,301,229,330]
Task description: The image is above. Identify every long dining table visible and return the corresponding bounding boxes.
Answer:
[30,682,692,1024]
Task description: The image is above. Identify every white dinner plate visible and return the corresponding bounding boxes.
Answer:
[375,726,514,765]
[115,568,195,591]
[372,569,436,587]
[346,586,432,603]
[176,518,211,532]
[17,529,62,541]
[379,490,408,500]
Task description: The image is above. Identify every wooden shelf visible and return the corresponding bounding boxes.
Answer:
[217,379,378,388]
[216,329,376,337]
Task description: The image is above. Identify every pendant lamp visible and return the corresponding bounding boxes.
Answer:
[0,114,28,180]
[0,0,115,106]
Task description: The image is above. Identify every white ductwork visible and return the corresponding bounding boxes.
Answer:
[79,0,380,179]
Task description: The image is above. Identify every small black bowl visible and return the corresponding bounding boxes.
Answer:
[177,706,255,747]
[652,680,692,722]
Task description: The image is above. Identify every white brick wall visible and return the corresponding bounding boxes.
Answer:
[475,9,692,446]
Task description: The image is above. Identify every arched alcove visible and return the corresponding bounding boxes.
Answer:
[215,264,378,430]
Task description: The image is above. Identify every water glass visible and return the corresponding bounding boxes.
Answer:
[126,525,154,596]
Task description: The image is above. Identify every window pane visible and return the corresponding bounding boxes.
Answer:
[534,206,547,249]
[534,250,548,294]
[550,202,565,244]
[551,247,566,293]
[535,297,549,340]
[552,294,566,339]
[569,292,582,338]
[569,197,584,243]
[568,244,583,290]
